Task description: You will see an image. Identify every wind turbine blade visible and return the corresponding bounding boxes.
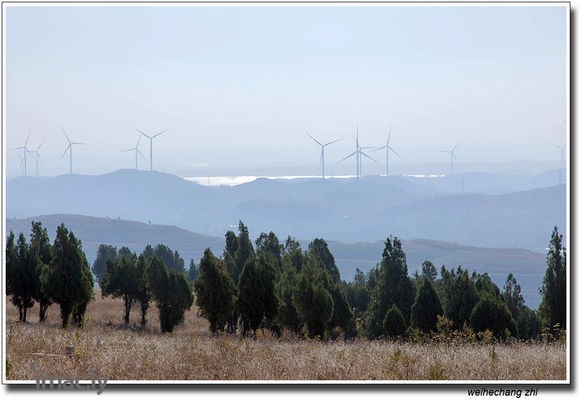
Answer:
[137,149,146,159]
[360,151,379,163]
[387,126,392,145]
[452,140,460,152]
[551,143,564,150]
[306,132,323,147]
[440,150,450,153]
[36,139,45,152]
[10,146,24,151]
[71,142,88,145]
[121,147,135,152]
[336,151,357,164]
[25,132,31,148]
[62,128,71,144]
[323,138,342,147]
[152,128,169,139]
[134,127,151,139]
[372,145,387,152]
[389,146,401,158]
[60,145,70,159]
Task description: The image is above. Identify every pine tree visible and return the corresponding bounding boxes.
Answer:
[101,252,139,325]
[367,236,414,339]
[469,297,512,339]
[194,248,236,334]
[539,226,567,330]
[29,221,53,321]
[439,266,477,329]
[411,278,443,333]
[383,304,407,337]
[44,224,93,328]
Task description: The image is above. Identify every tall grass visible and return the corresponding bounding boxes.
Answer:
[5,294,567,381]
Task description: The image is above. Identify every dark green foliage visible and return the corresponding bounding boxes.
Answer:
[146,256,193,333]
[238,257,279,335]
[29,222,53,321]
[100,251,139,325]
[473,272,501,300]
[188,259,199,282]
[92,244,118,284]
[469,297,512,339]
[134,254,150,326]
[276,256,301,333]
[308,238,341,283]
[6,231,38,322]
[439,266,477,329]
[344,269,369,313]
[383,304,407,337]
[539,226,566,329]
[518,305,540,340]
[411,279,443,333]
[284,236,304,272]
[194,248,236,334]
[421,260,438,282]
[234,221,255,278]
[293,261,334,338]
[256,231,283,272]
[142,244,185,273]
[366,237,414,339]
[44,224,94,328]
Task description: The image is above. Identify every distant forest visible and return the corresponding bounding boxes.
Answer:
[6,220,566,342]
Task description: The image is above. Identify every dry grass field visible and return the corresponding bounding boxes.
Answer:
[5,293,567,382]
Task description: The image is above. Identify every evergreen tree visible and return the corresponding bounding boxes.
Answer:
[439,266,477,329]
[101,252,139,325]
[44,224,94,328]
[469,297,512,339]
[134,254,150,327]
[142,244,185,273]
[92,244,118,284]
[366,236,414,339]
[194,248,236,334]
[345,269,369,312]
[6,232,37,322]
[29,221,53,321]
[284,236,304,272]
[383,304,407,337]
[421,260,438,282]
[238,256,278,336]
[234,221,255,278]
[256,231,283,272]
[293,261,334,338]
[146,256,193,333]
[411,278,443,333]
[276,255,301,333]
[308,238,341,283]
[539,226,566,329]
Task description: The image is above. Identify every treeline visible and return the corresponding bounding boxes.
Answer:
[6,221,566,342]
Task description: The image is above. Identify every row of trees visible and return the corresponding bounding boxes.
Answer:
[6,222,93,327]
[6,220,566,341]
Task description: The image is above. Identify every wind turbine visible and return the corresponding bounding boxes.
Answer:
[337,126,378,178]
[440,140,460,175]
[61,128,87,175]
[31,140,44,177]
[552,143,566,184]
[122,134,146,170]
[372,126,400,176]
[306,132,342,179]
[10,132,32,176]
[134,128,168,171]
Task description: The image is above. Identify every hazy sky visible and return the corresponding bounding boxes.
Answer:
[4,3,568,177]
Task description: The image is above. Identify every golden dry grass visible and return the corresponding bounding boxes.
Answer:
[5,293,567,382]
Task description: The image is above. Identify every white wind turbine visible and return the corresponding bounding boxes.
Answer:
[31,140,44,177]
[61,128,87,175]
[372,126,400,176]
[306,132,342,179]
[134,128,169,171]
[123,134,146,170]
[337,126,378,178]
[440,140,460,175]
[10,132,33,177]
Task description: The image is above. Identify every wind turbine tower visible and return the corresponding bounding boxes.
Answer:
[31,140,44,177]
[61,128,87,175]
[337,126,378,179]
[441,140,460,175]
[134,128,168,171]
[123,134,146,170]
[373,126,400,176]
[11,132,32,177]
[306,132,341,179]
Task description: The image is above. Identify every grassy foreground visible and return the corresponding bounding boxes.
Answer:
[5,294,567,381]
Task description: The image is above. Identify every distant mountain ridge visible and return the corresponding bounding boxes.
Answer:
[6,214,547,308]
[6,169,565,251]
